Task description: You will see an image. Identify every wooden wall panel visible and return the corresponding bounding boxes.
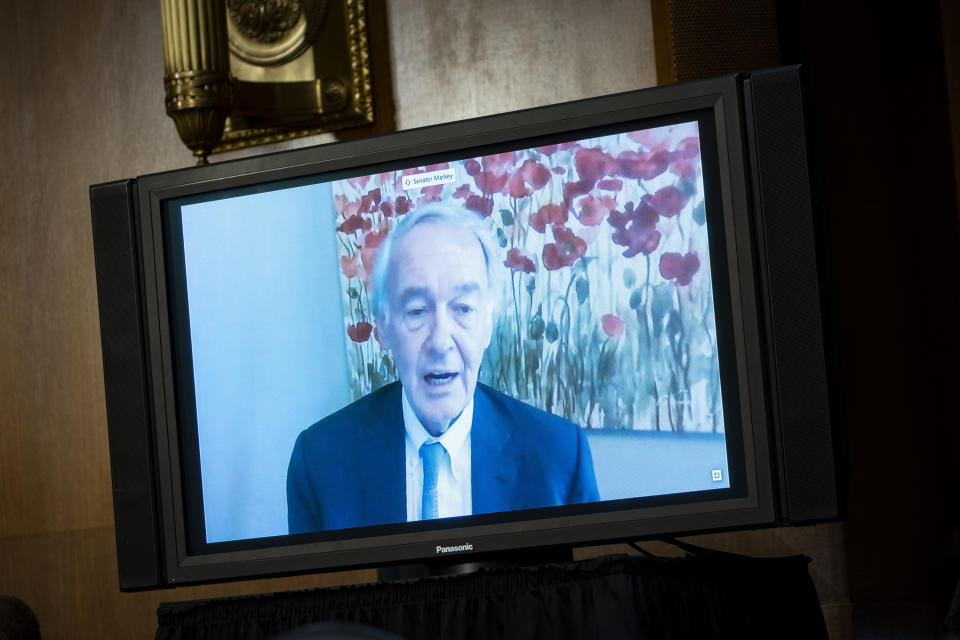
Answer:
[0,526,376,638]
[0,1,185,539]
[385,0,657,130]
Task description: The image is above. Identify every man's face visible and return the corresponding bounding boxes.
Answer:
[379,220,494,436]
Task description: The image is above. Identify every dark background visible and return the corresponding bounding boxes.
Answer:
[663,1,960,634]
[781,3,960,634]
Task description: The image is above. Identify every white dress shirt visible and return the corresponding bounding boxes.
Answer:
[403,388,473,521]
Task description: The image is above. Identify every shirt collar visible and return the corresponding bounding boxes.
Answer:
[402,386,472,479]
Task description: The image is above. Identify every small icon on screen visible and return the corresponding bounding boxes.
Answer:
[711,469,723,482]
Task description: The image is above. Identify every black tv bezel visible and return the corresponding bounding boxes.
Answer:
[134,73,777,585]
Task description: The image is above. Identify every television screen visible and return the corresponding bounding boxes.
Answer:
[166,115,742,552]
[91,66,838,589]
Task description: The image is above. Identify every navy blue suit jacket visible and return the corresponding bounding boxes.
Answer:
[287,381,599,533]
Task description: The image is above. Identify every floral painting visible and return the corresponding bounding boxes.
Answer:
[331,121,724,433]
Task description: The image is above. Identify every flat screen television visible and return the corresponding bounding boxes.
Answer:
[90,65,840,590]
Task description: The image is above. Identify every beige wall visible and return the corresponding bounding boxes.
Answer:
[0,1,849,638]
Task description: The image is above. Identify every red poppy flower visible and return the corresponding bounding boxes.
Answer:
[519,159,551,190]
[608,197,661,258]
[464,194,493,217]
[627,128,670,149]
[542,225,587,270]
[417,184,443,207]
[335,194,361,219]
[359,188,381,213]
[337,214,372,235]
[617,149,672,180]
[363,225,387,249]
[483,152,517,175]
[574,147,617,184]
[361,225,389,273]
[563,180,593,204]
[596,178,623,191]
[659,251,701,286]
[507,159,551,198]
[347,321,373,343]
[535,141,577,156]
[425,162,450,172]
[473,170,509,196]
[601,313,625,339]
[575,194,616,226]
[395,196,411,215]
[463,153,514,195]
[669,158,699,182]
[530,203,568,233]
[674,136,700,159]
[380,201,395,218]
[341,253,363,279]
[552,166,567,175]
[649,185,689,217]
[507,171,531,199]
[504,248,536,273]
[453,184,473,199]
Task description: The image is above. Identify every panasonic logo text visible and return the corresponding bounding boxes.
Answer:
[436,543,473,554]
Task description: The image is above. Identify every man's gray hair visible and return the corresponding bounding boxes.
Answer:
[370,203,501,320]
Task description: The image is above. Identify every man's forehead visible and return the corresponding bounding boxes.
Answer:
[387,223,489,286]
[395,281,484,302]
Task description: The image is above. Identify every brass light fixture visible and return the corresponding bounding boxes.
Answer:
[161,0,375,164]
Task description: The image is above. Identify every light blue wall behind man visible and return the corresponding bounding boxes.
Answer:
[182,181,351,543]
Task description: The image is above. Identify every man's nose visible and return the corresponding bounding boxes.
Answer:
[425,309,456,354]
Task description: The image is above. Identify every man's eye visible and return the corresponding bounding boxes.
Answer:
[405,307,427,319]
[454,304,475,315]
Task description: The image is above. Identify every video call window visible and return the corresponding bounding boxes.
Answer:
[165,117,735,548]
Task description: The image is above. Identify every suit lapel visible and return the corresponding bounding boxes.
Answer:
[358,382,406,525]
[471,386,517,515]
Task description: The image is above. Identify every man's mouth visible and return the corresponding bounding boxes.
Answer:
[424,371,459,386]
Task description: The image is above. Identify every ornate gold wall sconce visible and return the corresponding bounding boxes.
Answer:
[161,0,379,164]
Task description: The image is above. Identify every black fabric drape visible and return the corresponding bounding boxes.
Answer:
[155,554,828,640]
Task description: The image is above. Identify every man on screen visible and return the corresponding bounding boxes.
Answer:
[287,204,599,533]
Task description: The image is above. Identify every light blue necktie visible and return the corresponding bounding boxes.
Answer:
[420,441,446,520]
